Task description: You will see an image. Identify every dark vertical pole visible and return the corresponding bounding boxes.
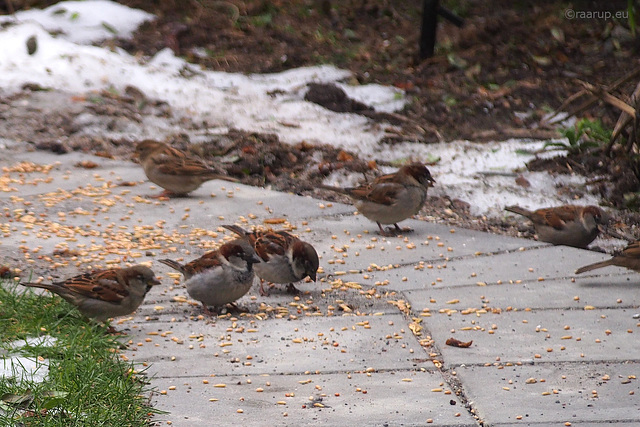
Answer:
[419,0,439,59]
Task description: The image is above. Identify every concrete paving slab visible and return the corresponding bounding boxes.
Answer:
[405,272,640,312]
[308,218,541,276]
[456,362,640,425]
[419,308,640,367]
[149,370,476,427]
[126,314,427,377]
[335,245,620,294]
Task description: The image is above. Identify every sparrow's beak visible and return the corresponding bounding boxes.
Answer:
[308,271,317,282]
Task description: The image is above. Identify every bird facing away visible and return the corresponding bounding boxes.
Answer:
[319,163,435,236]
[222,224,319,295]
[505,204,607,248]
[134,139,238,197]
[20,265,161,322]
[575,240,640,274]
[158,242,261,315]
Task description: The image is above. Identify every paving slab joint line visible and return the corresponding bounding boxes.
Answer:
[144,367,439,381]
[449,359,640,368]
[570,271,637,280]
[321,245,555,281]
[490,420,640,426]
[393,296,484,426]
[501,304,640,312]
[433,361,483,426]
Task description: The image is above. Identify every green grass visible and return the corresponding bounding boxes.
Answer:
[0,280,159,426]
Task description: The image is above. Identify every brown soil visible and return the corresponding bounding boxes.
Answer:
[2,0,640,241]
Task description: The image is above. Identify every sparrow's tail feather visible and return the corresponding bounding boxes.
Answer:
[221,224,249,237]
[504,205,533,217]
[158,259,183,272]
[203,173,239,183]
[20,282,55,291]
[575,259,615,274]
[318,184,350,195]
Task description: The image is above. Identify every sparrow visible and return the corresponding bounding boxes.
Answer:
[319,163,435,236]
[504,205,607,248]
[20,265,161,322]
[158,242,261,315]
[575,240,640,274]
[134,140,238,197]
[222,224,319,295]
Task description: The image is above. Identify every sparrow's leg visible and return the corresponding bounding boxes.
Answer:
[376,222,394,236]
[227,302,249,313]
[377,222,412,236]
[150,190,189,199]
[201,303,214,317]
[394,223,414,233]
[259,279,269,296]
[285,283,301,295]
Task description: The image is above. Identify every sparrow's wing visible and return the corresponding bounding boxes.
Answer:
[64,270,128,303]
[153,155,216,177]
[350,182,402,206]
[253,232,287,261]
[184,251,225,274]
[538,206,580,230]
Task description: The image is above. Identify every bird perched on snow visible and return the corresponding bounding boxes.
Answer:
[505,204,607,248]
[134,140,238,197]
[319,163,435,236]
[222,224,319,295]
[158,242,260,315]
[575,240,640,274]
[20,265,161,322]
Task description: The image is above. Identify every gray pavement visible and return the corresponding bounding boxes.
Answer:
[1,147,639,426]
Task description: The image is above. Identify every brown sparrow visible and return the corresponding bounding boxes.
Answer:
[20,265,161,322]
[319,163,435,236]
[575,240,640,274]
[134,140,238,197]
[158,242,261,315]
[222,224,319,295]
[505,205,607,248]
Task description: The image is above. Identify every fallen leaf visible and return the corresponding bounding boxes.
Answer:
[515,175,531,188]
[75,160,99,169]
[337,150,353,162]
[445,338,473,348]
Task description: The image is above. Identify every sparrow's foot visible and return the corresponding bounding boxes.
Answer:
[285,283,301,295]
[150,190,188,199]
[105,325,119,334]
[259,280,270,297]
[377,223,413,236]
[226,302,249,313]
[201,303,214,317]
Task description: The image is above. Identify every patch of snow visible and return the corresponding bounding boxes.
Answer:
[1,336,56,384]
[0,1,595,218]
[0,0,154,44]
[324,139,601,217]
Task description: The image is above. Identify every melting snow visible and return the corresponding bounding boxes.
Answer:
[0,1,599,217]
